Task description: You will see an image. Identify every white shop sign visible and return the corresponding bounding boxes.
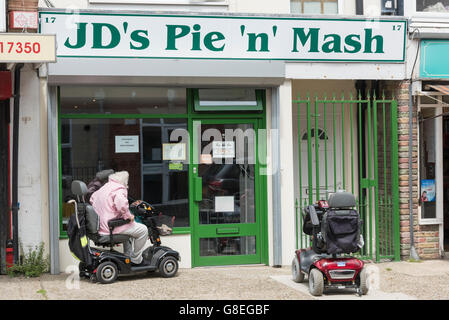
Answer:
[39,12,406,62]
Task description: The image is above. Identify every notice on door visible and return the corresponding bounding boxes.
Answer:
[212,141,235,159]
[115,135,139,153]
[215,196,234,213]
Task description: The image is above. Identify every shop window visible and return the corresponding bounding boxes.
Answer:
[60,86,187,115]
[290,0,338,14]
[60,117,189,233]
[416,0,449,12]
[193,88,263,111]
[419,108,439,222]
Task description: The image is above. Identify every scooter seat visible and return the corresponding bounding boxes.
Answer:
[90,233,131,246]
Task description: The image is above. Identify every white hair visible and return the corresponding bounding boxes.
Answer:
[109,171,129,188]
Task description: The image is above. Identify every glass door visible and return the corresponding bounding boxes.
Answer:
[191,119,262,266]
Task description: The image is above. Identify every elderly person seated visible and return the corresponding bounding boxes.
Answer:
[90,171,148,265]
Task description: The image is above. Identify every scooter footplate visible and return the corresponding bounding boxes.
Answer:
[130,265,157,273]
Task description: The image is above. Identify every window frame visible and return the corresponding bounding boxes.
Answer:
[290,0,341,15]
[57,87,191,238]
[417,94,444,226]
[405,0,449,17]
[193,89,264,112]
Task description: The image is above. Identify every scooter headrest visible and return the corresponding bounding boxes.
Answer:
[328,191,356,208]
[96,169,114,183]
[71,180,88,197]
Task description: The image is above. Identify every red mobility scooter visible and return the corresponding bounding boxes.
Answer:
[291,191,368,296]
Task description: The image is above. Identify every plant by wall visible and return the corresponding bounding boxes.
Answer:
[7,242,50,278]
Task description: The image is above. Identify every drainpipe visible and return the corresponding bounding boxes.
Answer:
[396,0,404,16]
[408,82,419,261]
[12,63,24,264]
[356,0,363,15]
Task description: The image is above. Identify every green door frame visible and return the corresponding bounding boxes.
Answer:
[189,118,267,267]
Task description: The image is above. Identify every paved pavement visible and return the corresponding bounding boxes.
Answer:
[1,259,449,300]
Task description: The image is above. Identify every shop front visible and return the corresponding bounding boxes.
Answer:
[40,10,286,271]
[39,9,409,272]
[57,86,269,268]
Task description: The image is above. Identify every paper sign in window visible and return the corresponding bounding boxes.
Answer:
[200,154,213,164]
[115,136,139,153]
[215,196,234,212]
[212,141,235,159]
[163,143,186,161]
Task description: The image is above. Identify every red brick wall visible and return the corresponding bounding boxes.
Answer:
[8,0,38,33]
[383,80,440,260]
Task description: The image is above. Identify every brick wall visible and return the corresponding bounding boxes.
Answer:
[382,80,440,260]
[7,0,38,33]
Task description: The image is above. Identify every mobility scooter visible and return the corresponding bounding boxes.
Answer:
[291,191,368,296]
[67,180,180,284]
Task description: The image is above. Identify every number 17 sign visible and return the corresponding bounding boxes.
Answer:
[0,33,56,63]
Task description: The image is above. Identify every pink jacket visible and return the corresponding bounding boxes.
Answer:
[90,179,135,235]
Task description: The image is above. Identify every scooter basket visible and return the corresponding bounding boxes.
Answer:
[152,214,175,236]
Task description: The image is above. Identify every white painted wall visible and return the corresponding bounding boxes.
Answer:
[13,65,44,253]
[38,0,229,11]
[0,0,5,32]
[38,0,380,16]
[340,0,356,15]
[265,89,274,266]
[229,0,290,14]
[286,62,407,80]
[39,77,50,258]
[278,80,297,266]
[364,0,381,16]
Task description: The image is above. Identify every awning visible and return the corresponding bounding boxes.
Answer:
[420,84,449,122]
[426,84,449,95]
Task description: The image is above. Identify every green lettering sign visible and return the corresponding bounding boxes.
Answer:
[364,29,384,54]
[64,22,87,49]
[92,23,121,49]
[166,24,190,50]
[292,28,320,53]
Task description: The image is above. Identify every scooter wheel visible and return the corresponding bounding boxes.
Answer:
[309,268,324,296]
[96,261,119,284]
[357,267,369,295]
[291,257,305,283]
[159,256,179,278]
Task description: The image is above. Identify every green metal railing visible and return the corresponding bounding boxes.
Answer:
[294,92,400,262]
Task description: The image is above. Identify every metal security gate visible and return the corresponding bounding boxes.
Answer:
[294,92,400,262]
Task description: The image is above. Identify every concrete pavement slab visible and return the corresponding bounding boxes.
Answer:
[1,260,449,300]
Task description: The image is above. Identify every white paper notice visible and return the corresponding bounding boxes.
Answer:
[212,141,235,158]
[115,136,139,153]
[162,143,186,161]
[215,196,234,212]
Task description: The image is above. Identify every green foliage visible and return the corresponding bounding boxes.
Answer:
[7,242,50,278]
[36,289,48,300]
